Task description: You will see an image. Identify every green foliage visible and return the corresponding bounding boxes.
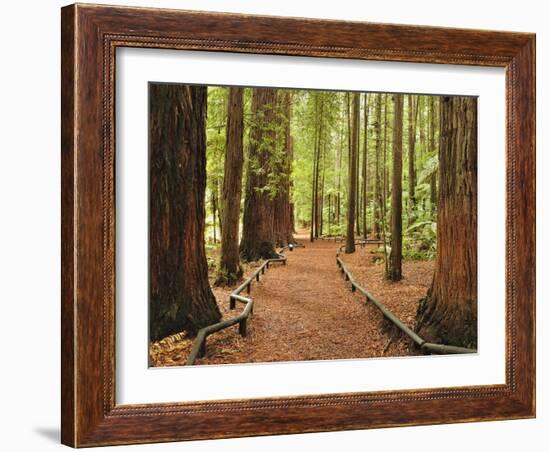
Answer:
[206,86,228,182]
[403,220,437,260]
[417,154,438,184]
[203,87,441,263]
[204,242,220,271]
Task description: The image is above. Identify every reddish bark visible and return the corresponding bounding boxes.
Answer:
[149,84,221,341]
[273,92,295,247]
[416,96,478,348]
[388,94,404,281]
[216,87,245,286]
[240,88,279,261]
[345,93,360,253]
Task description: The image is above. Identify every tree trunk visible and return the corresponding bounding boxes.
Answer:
[211,185,217,243]
[216,87,244,286]
[373,94,382,239]
[310,95,320,242]
[240,88,279,261]
[149,84,221,341]
[382,94,389,222]
[416,96,478,348]
[336,114,343,226]
[327,193,332,235]
[315,98,324,239]
[361,93,369,239]
[388,94,404,281]
[320,138,326,236]
[407,95,418,225]
[345,93,360,253]
[290,201,296,234]
[217,177,223,237]
[273,91,295,246]
[355,124,361,236]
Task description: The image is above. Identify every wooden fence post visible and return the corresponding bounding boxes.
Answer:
[239,318,247,337]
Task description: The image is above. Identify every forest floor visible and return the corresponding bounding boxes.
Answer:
[149,232,433,367]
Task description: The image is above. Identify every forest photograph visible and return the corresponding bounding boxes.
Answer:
[148,83,478,367]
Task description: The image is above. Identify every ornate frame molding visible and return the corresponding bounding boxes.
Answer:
[61,4,535,446]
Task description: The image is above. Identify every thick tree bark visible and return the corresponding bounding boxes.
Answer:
[240,88,279,261]
[273,92,295,246]
[216,87,244,286]
[345,93,360,253]
[416,96,478,348]
[149,84,221,341]
[388,95,404,281]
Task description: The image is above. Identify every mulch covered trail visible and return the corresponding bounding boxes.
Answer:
[150,235,432,367]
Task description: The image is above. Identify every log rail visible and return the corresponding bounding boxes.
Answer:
[336,243,477,355]
[186,246,296,365]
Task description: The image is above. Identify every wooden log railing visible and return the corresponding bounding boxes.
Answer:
[336,244,477,355]
[186,247,292,365]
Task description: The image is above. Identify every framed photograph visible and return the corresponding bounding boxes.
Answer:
[61,3,535,447]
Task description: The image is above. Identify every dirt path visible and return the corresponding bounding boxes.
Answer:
[151,232,433,366]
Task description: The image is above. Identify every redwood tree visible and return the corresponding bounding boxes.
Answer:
[388,94,404,281]
[149,84,221,341]
[216,87,245,286]
[345,93,360,253]
[416,96,478,348]
[273,91,295,246]
[240,88,279,261]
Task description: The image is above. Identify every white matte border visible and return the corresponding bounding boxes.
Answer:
[116,48,506,405]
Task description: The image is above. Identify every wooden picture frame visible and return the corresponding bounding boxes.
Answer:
[61,3,535,447]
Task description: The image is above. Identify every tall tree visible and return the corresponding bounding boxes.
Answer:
[240,88,279,261]
[217,177,223,237]
[210,180,218,243]
[361,93,369,238]
[149,84,221,341]
[373,94,382,238]
[216,87,245,286]
[335,114,343,226]
[345,93,360,253]
[407,95,418,225]
[319,137,327,236]
[388,94,404,281]
[416,96,478,348]
[273,91,295,246]
[379,95,390,274]
[355,114,361,237]
[382,94,389,221]
[310,94,322,242]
